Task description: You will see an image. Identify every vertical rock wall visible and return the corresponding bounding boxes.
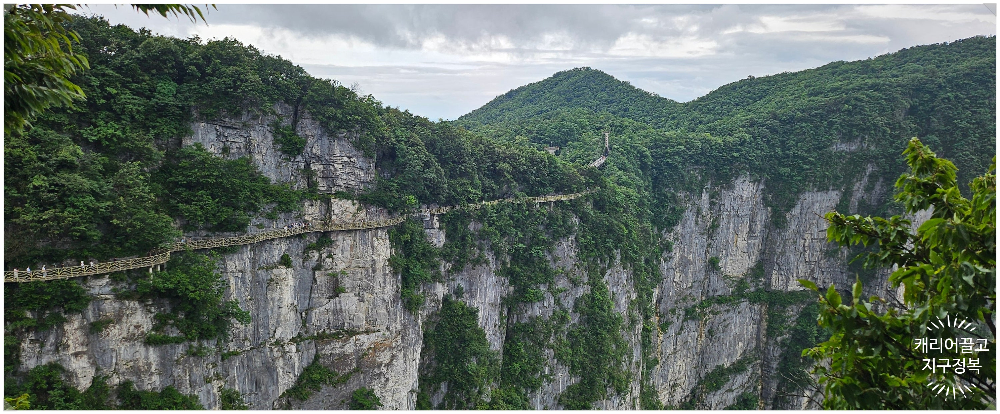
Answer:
[651,172,891,409]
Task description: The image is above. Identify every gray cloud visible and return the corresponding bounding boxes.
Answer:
[207,5,697,50]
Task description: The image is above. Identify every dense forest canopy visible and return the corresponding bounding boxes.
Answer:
[3,16,591,270]
[457,36,995,227]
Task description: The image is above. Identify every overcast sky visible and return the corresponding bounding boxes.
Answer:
[76,3,996,120]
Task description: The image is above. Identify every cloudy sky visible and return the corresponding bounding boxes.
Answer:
[77,3,996,120]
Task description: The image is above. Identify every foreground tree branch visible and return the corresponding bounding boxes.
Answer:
[801,137,996,409]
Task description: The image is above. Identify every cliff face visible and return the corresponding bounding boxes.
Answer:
[18,105,422,410]
[17,106,894,409]
[651,172,891,410]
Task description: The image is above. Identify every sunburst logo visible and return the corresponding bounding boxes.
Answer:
[914,315,986,400]
[929,315,974,332]
[928,378,974,399]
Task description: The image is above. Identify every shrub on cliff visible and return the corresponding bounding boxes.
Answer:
[349,387,382,410]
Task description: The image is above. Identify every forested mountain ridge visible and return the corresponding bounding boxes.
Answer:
[460,36,994,135]
[459,36,995,226]
[457,67,681,128]
[4,14,995,411]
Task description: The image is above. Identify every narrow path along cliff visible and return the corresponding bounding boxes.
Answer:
[4,190,596,282]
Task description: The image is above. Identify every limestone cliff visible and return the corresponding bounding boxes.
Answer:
[16,105,897,410]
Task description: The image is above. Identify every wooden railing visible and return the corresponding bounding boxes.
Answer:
[4,190,594,283]
[588,155,607,168]
[587,131,610,168]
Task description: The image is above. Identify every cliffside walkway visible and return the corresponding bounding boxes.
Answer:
[4,190,594,283]
[587,131,610,168]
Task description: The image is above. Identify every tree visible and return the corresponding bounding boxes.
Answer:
[4,4,88,134]
[4,394,30,410]
[3,4,209,135]
[800,137,995,409]
[348,387,382,410]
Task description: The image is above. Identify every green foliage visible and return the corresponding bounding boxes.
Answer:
[130,5,210,23]
[681,356,754,409]
[219,388,248,410]
[438,209,485,272]
[703,359,751,393]
[4,393,30,410]
[555,278,629,409]
[461,38,995,231]
[480,202,571,304]
[116,380,203,409]
[348,387,382,410]
[3,364,114,410]
[498,316,555,402]
[4,279,90,331]
[683,286,814,322]
[220,350,242,361]
[279,253,293,268]
[271,120,306,158]
[418,297,498,409]
[304,235,333,256]
[725,392,760,410]
[457,67,680,129]
[770,302,823,407]
[708,256,721,272]
[281,355,350,402]
[640,380,664,410]
[479,386,531,410]
[4,15,995,412]
[4,279,91,376]
[300,78,383,155]
[415,391,432,410]
[803,138,996,409]
[88,318,113,334]
[388,218,440,313]
[135,252,251,344]
[561,178,666,409]
[4,129,178,267]
[157,144,302,232]
[5,15,371,270]
[4,4,89,134]
[358,108,586,212]
[185,343,211,357]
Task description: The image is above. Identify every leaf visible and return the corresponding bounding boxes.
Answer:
[798,279,819,291]
[826,284,842,308]
[852,278,862,305]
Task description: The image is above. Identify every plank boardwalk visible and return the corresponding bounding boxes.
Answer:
[588,155,607,168]
[588,131,611,168]
[4,190,594,283]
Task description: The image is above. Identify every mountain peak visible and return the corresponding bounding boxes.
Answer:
[458,67,676,127]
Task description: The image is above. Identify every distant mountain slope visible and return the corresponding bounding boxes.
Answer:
[460,37,994,137]
[668,35,996,193]
[672,35,996,130]
[458,36,994,231]
[456,67,681,128]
